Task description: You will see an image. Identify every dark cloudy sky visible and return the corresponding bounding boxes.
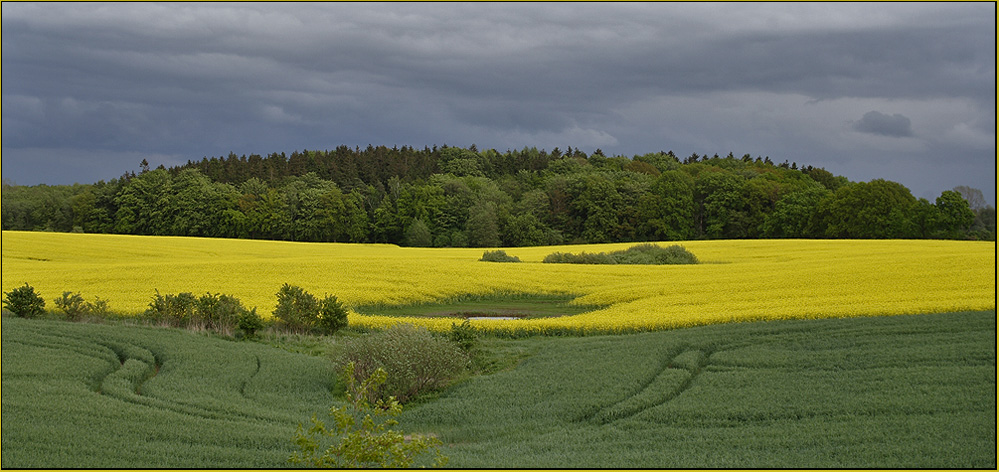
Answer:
[2,2,995,204]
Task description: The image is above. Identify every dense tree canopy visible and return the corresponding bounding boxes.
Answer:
[3,145,994,243]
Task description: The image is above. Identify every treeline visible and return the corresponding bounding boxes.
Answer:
[2,145,995,244]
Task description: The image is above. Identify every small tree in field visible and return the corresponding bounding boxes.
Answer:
[274,284,349,335]
[274,284,319,333]
[54,291,88,321]
[317,295,349,335]
[289,362,447,468]
[3,283,45,318]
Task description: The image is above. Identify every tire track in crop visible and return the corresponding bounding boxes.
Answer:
[93,345,285,424]
[97,342,161,396]
[239,355,261,398]
[580,346,714,425]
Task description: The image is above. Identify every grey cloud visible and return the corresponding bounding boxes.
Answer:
[853,111,914,137]
[1,2,994,203]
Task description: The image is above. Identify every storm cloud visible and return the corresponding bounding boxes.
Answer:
[854,111,914,138]
[1,2,995,204]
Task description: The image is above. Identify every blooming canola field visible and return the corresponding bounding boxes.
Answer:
[1,231,994,334]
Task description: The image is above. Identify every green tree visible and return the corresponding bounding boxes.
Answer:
[466,202,501,247]
[404,219,433,247]
[761,185,830,238]
[273,284,319,334]
[638,170,696,241]
[933,190,975,238]
[3,283,46,318]
[822,179,918,238]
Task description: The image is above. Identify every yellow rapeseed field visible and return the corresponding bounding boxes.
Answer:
[1,231,994,334]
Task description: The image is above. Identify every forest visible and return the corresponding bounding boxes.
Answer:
[2,145,995,245]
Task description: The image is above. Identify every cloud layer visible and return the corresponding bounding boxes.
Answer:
[1,2,994,203]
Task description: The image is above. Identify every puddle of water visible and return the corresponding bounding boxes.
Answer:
[467,316,519,321]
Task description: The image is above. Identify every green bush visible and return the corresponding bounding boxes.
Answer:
[609,243,699,265]
[194,293,247,333]
[274,284,348,335]
[543,244,698,265]
[145,291,254,334]
[3,283,46,318]
[144,291,197,326]
[542,251,617,264]
[54,291,89,321]
[317,295,349,335]
[289,362,447,468]
[274,284,320,334]
[480,250,521,263]
[335,324,469,404]
[237,307,265,339]
[448,319,478,352]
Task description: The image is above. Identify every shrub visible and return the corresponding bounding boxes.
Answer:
[3,283,45,318]
[88,297,112,317]
[195,293,247,333]
[54,291,88,321]
[479,250,521,263]
[237,307,265,339]
[543,244,698,265]
[289,362,447,468]
[274,284,349,335]
[542,251,617,264]
[448,319,478,352]
[144,291,197,326]
[274,284,320,334]
[335,324,469,404]
[610,243,699,265]
[317,295,349,335]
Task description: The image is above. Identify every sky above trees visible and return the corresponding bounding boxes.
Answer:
[1,2,994,204]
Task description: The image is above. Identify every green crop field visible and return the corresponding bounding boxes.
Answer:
[2,310,995,468]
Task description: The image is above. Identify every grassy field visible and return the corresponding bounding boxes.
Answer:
[2,311,995,468]
[1,231,994,334]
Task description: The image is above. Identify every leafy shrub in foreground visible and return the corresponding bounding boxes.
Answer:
[335,324,469,404]
[289,362,447,468]
[480,250,521,262]
[448,319,478,352]
[3,283,45,318]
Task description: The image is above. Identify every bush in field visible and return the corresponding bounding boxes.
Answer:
[145,291,197,326]
[54,291,89,321]
[610,243,699,265]
[274,284,348,335]
[448,319,478,352]
[543,244,698,265]
[237,307,265,339]
[543,251,617,264]
[335,324,469,404]
[3,283,46,318]
[479,250,521,263]
[289,362,447,468]
[194,293,247,332]
[317,295,349,335]
[274,284,320,334]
